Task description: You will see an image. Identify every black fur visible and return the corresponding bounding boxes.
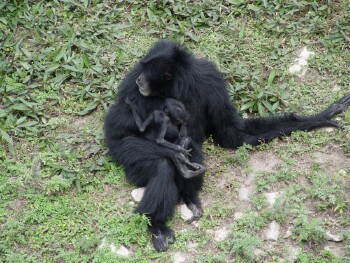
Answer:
[104,40,350,251]
[125,97,205,178]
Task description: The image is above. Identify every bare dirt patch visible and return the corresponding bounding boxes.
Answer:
[247,151,281,175]
[9,198,27,212]
[194,143,350,261]
[313,150,350,174]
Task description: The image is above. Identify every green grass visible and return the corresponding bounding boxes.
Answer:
[1,0,350,261]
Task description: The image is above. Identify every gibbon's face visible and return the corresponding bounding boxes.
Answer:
[164,99,187,125]
[136,55,174,97]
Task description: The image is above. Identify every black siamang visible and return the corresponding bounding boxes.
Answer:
[104,40,350,252]
[125,97,206,178]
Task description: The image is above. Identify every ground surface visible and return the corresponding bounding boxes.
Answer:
[1,1,350,262]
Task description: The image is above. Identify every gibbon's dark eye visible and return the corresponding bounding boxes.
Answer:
[164,109,169,114]
[165,73,172,80]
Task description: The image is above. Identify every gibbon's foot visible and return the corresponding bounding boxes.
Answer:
[175,153,206,178]
[177,146,192,157]
[185,161,206,173]
[182,162,206,179]
[321,94,350,119]
[151,228,175,252]
[186,202,203,223]
[177,161,203,179]
[325,119,344,129]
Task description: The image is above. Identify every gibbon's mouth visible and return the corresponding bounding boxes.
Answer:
[139,87,151,96]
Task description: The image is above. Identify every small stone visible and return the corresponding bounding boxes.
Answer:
[131,188,145,202]
[332,85,341,92]
[191,221,199,227]
[98,238,107,249]
[179,204,193,221]
[285,246,301,262]
[284,226,293,239]
[325,128,335,133]
[265,192,279,207]
[115,245,131,257]
[238,187,250,201]
[234,212,243,220]
[325,231,343,242]
[338,169,347,176]
[265,221,280,241]
[214,227,230,242]
[109,243,116,253]
[109,244,131,257]
[288,47,315,76]
[173,252,186,263]
[187,241,198,250]
[253,248,265,257]
[206,229,214,235]
[324,243,345,257]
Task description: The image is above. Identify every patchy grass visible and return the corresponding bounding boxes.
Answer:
[1,0,350,261]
